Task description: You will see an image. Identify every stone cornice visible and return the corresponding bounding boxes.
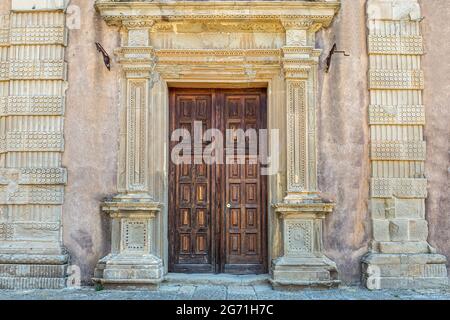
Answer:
[273,202,335,213]
[95,1,340,28]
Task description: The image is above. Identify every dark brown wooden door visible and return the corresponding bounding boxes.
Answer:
[169,88,267,274]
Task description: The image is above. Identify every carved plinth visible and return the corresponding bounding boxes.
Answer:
[362,253,448,290]
[0,252,68,289]
[93,195,163,290]
[271,202,340,290]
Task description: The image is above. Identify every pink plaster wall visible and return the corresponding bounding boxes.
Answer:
[421,0,450,275]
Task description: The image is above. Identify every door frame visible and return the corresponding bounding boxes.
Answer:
[168,87,268,274]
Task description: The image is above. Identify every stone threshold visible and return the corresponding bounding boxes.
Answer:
[164,273,270,286]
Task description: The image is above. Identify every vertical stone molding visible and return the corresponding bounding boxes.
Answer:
[271,20,339,289]
[93,20,164,289]
[362,0,448,290]
[0,2,69,289]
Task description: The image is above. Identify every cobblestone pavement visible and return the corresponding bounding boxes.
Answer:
[0,284,449,300]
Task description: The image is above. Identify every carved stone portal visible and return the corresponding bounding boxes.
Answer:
[93,0,341,289]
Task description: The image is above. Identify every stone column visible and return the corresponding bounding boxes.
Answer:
[93,20,164,290]
[361,0,448,290]
[271,21,339,290]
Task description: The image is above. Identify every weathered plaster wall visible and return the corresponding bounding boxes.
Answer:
[60,0,448,284]
[421,0,450,275]
[62,0,120,282]
[317,0,370,284]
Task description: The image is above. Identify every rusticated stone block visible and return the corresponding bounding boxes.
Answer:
[362,253,448,290]
[379,241,429,254]
[388,220,409,242]
[372,219,390,242]
[370,199,387,219]
[409,220,429,241]
[388,198,425,219]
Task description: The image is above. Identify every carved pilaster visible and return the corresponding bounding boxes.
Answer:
[94,23,164,288]
[281,22,322,203]
[271,20,338,290]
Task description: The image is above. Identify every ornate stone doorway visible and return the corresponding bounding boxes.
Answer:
[168,88,268,275]
[93,0,341,290]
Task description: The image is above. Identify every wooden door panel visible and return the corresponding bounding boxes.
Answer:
[169,92,214,272]
[169,88,267,274]
[223,92,267,274]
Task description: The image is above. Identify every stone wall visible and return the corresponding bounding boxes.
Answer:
[0,0,441,286]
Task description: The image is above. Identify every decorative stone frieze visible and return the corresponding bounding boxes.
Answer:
[362,0,448,290]
[0,4,69,289]
[369,70,424,90]
[10,26,67,45]
[369,105,425,125]
[370,141,426,161]
[368,35,424,55]
[94,0,340,290]
[0,96,65,116]
[370,178,428,199]
[0,185,64,205]
[0,132,64,153]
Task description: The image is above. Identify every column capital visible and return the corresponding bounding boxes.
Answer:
[120,20,154,47]
[116,47,156,78]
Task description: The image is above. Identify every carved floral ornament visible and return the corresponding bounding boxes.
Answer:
[94,0,341,31]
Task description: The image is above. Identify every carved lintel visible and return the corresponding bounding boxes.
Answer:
[95,1,341,28]
[123,19,155,29]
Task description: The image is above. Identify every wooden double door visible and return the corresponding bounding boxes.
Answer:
[169,88,268,274]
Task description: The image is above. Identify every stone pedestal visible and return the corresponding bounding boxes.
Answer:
[93,195,163,290]
[271,202,340,290]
